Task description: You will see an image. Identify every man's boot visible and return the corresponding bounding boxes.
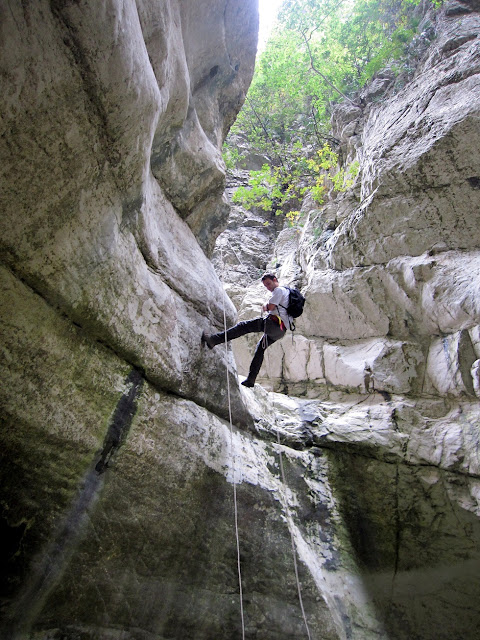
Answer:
[201,331,217,349]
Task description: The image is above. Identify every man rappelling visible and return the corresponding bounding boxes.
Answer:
[201,273,301,388]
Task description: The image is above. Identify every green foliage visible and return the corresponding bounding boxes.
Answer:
[227,0,428,167]
[332,160,360,190]
[232,143,360,225]
[226,0,437,227]
[222,144,240,170]
[232,165,283,211]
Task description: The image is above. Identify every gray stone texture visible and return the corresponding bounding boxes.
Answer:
[213,2,480,638]
[2,1,480,639]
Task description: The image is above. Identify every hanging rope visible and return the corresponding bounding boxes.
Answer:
[265,346,312,640]
[276,427,312,640]
[220,251,245,640]
[216,258,310,639]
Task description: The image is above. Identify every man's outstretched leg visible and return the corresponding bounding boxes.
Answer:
[202,317,265,350]
[242,335,276,387]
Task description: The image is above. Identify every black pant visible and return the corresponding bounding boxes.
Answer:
[211,316,285,383]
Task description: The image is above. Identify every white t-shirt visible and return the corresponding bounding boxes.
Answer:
[268,286,291,327]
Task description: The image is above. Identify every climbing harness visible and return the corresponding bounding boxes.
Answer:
[220,252,246,640]
[262,310,286,344]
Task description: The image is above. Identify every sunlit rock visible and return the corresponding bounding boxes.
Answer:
[0,0,257,420]
[323,338,424,394]
[213,5,480,636]
[425,329,478,396]
[328,10,480,268]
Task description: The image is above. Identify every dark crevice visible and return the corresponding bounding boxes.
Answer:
[95,369,144,474]
[391,464,401,590]
[458,329,477,397]
[467,176,480,189]
[0,517,27,568]
[49,0,122,173]
[1,367,144,639]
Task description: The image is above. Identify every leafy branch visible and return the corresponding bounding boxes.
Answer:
[228,0,427,167]
[232,143,360,225]
[300,27,359,106]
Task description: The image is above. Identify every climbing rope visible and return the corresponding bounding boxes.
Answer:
[265,346,312,640]
[275,427,312,640]
[220,252,246,640]
[217,258,310,639]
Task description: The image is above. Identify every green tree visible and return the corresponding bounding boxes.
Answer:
[227,0,436,218]
[232,143,359,225]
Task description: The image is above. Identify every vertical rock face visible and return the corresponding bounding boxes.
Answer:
[0,0,263,416]
[224,1,480,403]
[214,2,480,638]
[0,1,301,639]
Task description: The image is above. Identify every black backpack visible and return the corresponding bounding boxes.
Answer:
[285,287,306,318]
[279,287,305,330]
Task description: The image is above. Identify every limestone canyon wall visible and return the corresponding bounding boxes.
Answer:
[1,1,480,640]
[214,1,480,638]
[0,1,296,638]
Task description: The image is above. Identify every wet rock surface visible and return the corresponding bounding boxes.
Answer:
[0,1,262,638]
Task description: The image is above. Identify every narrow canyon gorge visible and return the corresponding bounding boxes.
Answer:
[1,1,479,638]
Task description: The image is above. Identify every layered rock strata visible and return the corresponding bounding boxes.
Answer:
[224,2,480,402]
